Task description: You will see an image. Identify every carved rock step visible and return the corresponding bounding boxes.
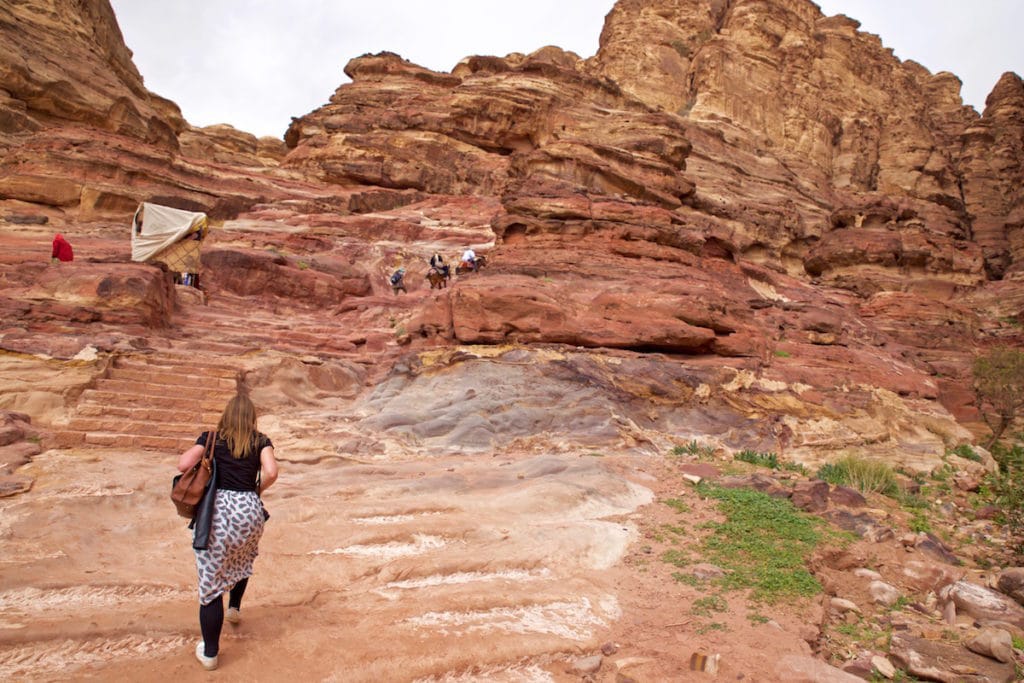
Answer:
[91,378,237,399]
[50,431,194,452]
[78,389,232,413]
[113,356,241,379]
[65,417,211,437]
[109,367,237,391]
[75,404,222,425]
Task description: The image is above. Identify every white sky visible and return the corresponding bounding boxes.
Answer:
[109,1,1022,139]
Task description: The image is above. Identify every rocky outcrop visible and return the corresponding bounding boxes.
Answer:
[1,1,1022,469]
[0,0,319,219]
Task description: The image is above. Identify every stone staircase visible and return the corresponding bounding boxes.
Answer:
[52,354,239,452]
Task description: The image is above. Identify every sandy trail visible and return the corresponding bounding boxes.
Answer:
[0,448,658,681]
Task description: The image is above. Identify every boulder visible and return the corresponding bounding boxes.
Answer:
[776,655,867,683]
[966,628,1015,664]
[890,634,1016,683]
[996,568,1024,607]
[942,581,1024,629]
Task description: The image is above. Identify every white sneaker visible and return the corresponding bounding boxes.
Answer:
[225,607,241,624]
[195,641,218,671]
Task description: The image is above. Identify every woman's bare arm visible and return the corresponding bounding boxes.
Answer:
[259,446,278,494]
[178,444,205,472]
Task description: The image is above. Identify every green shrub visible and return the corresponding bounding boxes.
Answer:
[817,456,899,497]
[696,484,822,602]
[973,347,1024,448]
[735,450,779,469]
[949,444,982,462]
[672,440,715,458]
[663,498,690,513]
[988,442,1024,558]
[661,549,691,568]
[691,595,728,616]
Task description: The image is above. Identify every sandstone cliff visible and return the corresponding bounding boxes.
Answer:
[2,0,1022,465]
[2,1,1024,681]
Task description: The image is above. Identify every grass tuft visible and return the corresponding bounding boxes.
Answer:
[735,449,779,469]
[817,455,899,497]
[948,444,982,462]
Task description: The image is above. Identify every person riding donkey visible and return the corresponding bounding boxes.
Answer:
[460,247,476,272]
[389,267,407,295]
[429,252,450,279]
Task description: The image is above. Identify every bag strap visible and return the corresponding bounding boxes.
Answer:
[201,429,218,469]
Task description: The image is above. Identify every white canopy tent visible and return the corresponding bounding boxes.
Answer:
[131,202,208,276]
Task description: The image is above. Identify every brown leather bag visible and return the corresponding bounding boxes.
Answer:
[171,430,217,518]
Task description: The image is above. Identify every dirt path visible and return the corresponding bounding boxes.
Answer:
[0,443,826,682]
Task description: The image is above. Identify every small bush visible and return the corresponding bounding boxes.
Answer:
[949,444,982,462]
[987,442,1024,558]
[663,498,690,513]
[774,350,792,358]
[672,440,715,458]
[661,549,691,568]
[735,450,779,469]
[691,595,728,616]
[817,456,899,497]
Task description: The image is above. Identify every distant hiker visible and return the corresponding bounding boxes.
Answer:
[461,247,476,271]
[178,390,279,671]
[51,233,74,262]
[390,267,407,294]
[429,252,449,279]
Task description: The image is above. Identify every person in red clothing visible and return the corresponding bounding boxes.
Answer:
[51,234,74,262]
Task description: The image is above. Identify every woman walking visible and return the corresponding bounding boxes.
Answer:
[177,390,278,671]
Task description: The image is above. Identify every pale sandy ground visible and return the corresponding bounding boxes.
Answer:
[0,443,824,682]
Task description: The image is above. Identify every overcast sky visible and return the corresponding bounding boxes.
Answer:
[109,1,1022,139]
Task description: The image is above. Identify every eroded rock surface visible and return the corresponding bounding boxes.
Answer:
[1,0,1023,680]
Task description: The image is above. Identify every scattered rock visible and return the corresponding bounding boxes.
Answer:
[890,634,1017,683]
[841,655,875,679]
[791,479,830,512]
[569,654,602,675]
[943,599,957,625]
[942,580,1024,629]
[0,475,34,498]
[825,510,894,542]
[915,533,962,566]
[853,568,883,581]
[682,473,702,485]
[776,655,866,682]
[869,581,902,607]
[600,642,618,656]
[829,485,867,508]
[966,627,1015,664]
[954,471,981,492]
[871,655,896,679]
[830,597,861,615]
[900,559,963,593]
[996,568,1024,606]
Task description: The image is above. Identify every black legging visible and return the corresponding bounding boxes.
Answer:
[199,578,249,657]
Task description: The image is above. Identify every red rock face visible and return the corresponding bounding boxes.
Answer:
[1,0,1022,462]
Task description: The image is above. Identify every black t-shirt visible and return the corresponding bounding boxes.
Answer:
[196,430,273,492]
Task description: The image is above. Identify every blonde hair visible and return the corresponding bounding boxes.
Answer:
[216,392,258,458]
